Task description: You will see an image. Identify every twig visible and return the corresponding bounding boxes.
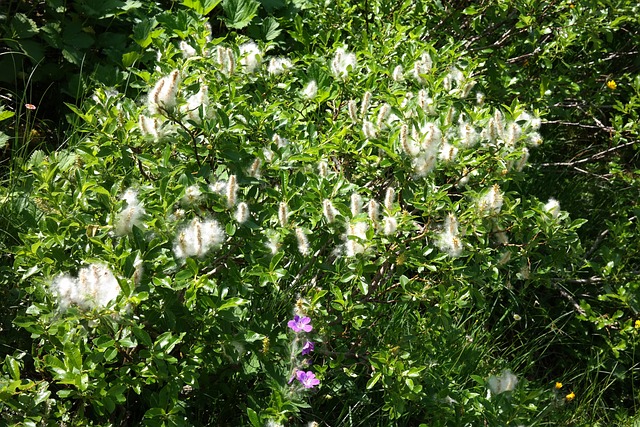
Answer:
[540,140,638,167]
[562,276,604,285]
[571,166,612,181]
[136,157,152,181]
[584,50,639,66]
[543,120,614,132]
[584,216,636,260]
[585,229,610,259]
[551,282,587,316]
[365,259,396,300]
[164,109,202,168]
[539,162,612,181]
[290,238,333,290]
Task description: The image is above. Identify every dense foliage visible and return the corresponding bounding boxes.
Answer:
[1,0,639,426]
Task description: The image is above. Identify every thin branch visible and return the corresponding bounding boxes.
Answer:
[562,276,604,285]
[540,140,638,167]
[164,108,202,168]
[463,11,519,48]
[543,120,614,132]
[584,216,636,260]
[585,229,610,259]
[551,282,586,316]
[571,166,612,181]
[290,238,334,290]
[585,50,639,66]
[136,157,152,181]
[539,162,613,181]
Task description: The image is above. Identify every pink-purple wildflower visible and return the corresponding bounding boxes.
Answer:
[288,315,312,333]
[302,341,315,355]
[296,370,320,388]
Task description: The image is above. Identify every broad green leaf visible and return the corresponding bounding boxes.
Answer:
[247,408,260,427]
[44,355,67,379]
[104,347,118,361]
[11,13,39,39]
[132,326,153,347]
[182,0,221,15]
[6,358,20,381]
[222,0,259,29]
[122,51,141,68]
[62,22,95,49]
[64,341,83,371]
[122,1,144,11]
[0,108,15,121]
[132,18,158,48]
[248,16,281,41]
[261,17,281,41]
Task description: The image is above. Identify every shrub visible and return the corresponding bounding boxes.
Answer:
[2,1,639,426]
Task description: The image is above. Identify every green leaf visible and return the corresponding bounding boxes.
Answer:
[122,1,144,11]
[405,366,426,377]
[225,221,236,236]
[185,257,199,275]
[20,265,39,281]
[182,0,221,15]
[119,336,137,348]
[94,336,116,349]
[0,108,15,121]
[0,133,8,150]
[132,18,158,48]
[261,17,281,41]
[64,341,83,371]
[122,51,141,68]
[11,13,39,39]
[109,384,127,403]
[217,297,247,311]
[57,389,74,398]
[462,5,479,15]
[259,0,287,13]
[132,326,153,347]
[358,279,369,296]
[104,347,118,361]
[248,16,281,41]
[154,331,185,352]
[367,372,382,389]
[15,39,46,62]
[6,358,20,381]
[247,408,260,427]
[62,22,95,50]
[222,0,259,29]
[78,0,123,17]
[44,355,67,379]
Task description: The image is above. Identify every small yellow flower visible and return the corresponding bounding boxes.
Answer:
[566,391,576,401]
[635,319,640,329]
[555,382,563,389]
[607,80,617,90]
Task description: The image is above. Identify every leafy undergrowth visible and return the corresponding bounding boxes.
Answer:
[1,1,639,426]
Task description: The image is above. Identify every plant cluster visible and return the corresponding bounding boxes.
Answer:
[1,0,639,426]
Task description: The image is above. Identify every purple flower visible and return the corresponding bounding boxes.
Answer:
[296,370,320,388]
[287,315,312,333]
[301,341,315,355]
